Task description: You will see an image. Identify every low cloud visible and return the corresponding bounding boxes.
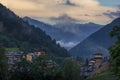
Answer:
[50,14,81,24]
[56,40,79,49]
[103,6,120,19]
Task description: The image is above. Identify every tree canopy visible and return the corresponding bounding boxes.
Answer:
[0,46,8,80]
[109,26,120,79]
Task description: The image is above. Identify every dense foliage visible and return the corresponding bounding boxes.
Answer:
[109,26,120,79]
[0,4,69,57]
[0,46,8,80]
[61,58,81,80]
[8,56,81,80]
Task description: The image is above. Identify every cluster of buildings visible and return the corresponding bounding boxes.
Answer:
[6,50,45,65]
[5,50,56,68]
[81,51,110,77]
[5,51,24,65]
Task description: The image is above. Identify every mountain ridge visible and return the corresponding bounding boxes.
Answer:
[23,16,103,49]
[69,17,120,60]
[0,3,69,57]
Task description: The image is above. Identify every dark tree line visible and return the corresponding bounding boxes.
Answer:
[109,26,120,80]
[0,46,81,80]
[0,46,8,80]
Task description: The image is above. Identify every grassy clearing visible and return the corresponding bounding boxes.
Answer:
[86,70,118,80]
[5,48,19,52]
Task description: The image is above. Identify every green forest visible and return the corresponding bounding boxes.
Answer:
[0,4,69,57]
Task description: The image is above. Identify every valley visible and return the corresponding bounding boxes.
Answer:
[0,1,120,80]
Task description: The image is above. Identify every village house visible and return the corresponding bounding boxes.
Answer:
[93,52,103,69]
[34,50,46,57]
[6,49,57,69]
[6,50,46,64]
[24,50,47,61]
[81,50,110,77]
[24,53,35,61]
[6,51,24,65]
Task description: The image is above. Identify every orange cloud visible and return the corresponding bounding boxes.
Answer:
[0,0,118,24]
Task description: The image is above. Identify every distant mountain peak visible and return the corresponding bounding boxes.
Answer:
[23,16,30,19]
[111,17,120,24]
[24,16,102,49]
[69,17,120,61]
[0,4,69,57]
[50,14,81,24]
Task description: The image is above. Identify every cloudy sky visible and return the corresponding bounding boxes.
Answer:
[0,0,120,24]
